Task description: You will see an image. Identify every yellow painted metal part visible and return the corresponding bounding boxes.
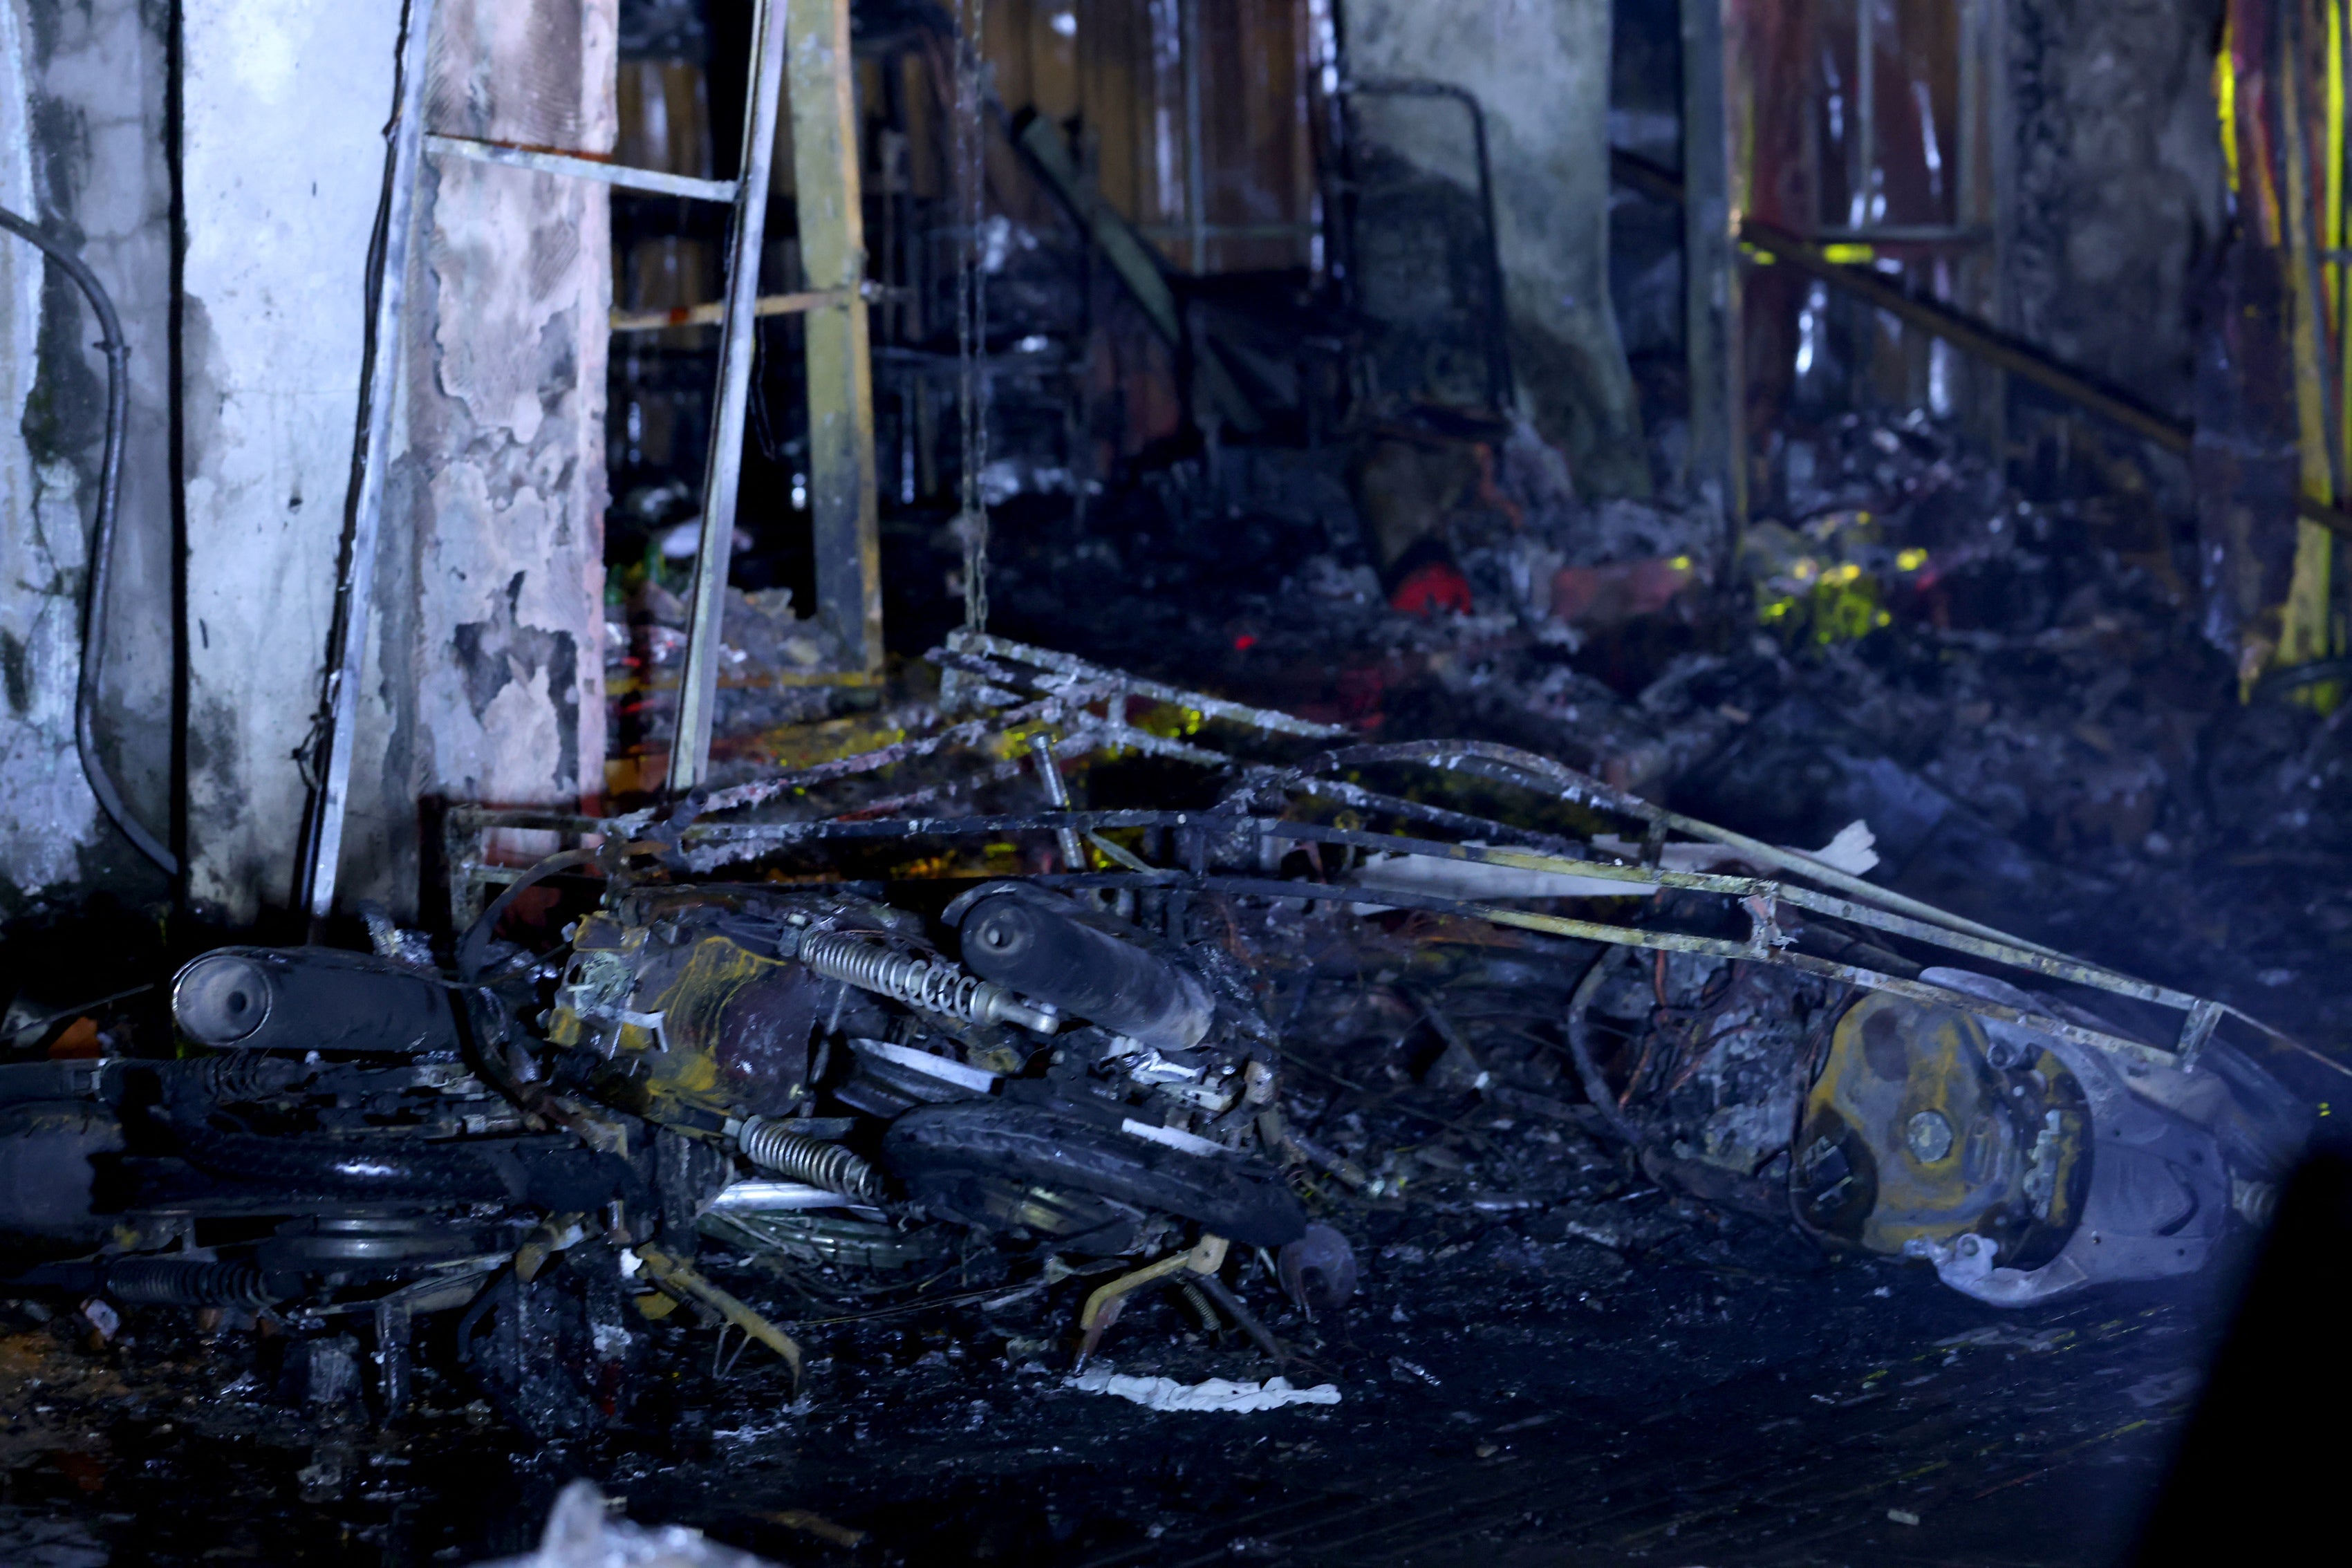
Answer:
[646,936,784,1099]
[2216,18,2239,196]
[1793,993,2088,1270]
[1077,1235,1230,1333]
[550,920,816,1125]
[636,1244,803,1383]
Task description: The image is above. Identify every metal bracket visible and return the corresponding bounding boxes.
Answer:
[2176,997,2225,1072]
[423,133,738,203]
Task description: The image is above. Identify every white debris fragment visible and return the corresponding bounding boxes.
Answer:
[472,1480,782,1568]
[1066,1370,1343,1413]
[79,1298,120,1341]
[1795,819,1881,876]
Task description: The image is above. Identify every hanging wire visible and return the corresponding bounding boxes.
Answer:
[955,0,991,631]
[749,315,791,467]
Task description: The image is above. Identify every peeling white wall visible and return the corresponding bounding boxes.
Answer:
[352,0,613,919]
[1342,0,1646,496]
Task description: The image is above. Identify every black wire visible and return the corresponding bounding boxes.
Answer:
[0,206,175,874]
[747,315,791,467]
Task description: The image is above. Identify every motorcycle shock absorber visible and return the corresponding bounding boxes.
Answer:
[737,1117,886,1204]
[105,1257,280,1310]
[790,928,1061,1034]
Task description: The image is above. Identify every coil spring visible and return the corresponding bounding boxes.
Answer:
[798,931,987,1018]
[106,1258,276,1309]
[796,930,1056,1032]
[738,1116,885,1203]
[185,1052,306,1104]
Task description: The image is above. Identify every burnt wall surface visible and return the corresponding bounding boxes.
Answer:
[2006,0,2228,421]
[354,0,616,922]
[0,0,175,916]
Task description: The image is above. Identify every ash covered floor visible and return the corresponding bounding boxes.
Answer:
[0,1147,2235,1568]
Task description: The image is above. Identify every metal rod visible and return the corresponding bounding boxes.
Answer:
[297,0,437,921]
[1856,0,1876,229]
[1029,732,1088,871]
[422,133,738,204]
[1256,818,2208,1012]
[668,0,791,795]
[1183,0,1206,272]
[948,630,1346,737]
[0,207,175,874]
[609,288,853,333]
[1677,0,1744,523]
[792,0,886,675]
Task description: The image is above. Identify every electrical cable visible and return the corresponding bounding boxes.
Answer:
[0,205,176,874]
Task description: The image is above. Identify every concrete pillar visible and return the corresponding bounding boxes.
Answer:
[1341,0,1647,496]
[178,0,612,925]
[0,0,175,911]
[360,0,615,920]
[178,0,407,924]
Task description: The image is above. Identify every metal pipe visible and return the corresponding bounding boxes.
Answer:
[669,0,790,794]
[1029,733,1089,872]
[1856,0,1876,228]
[1183,0,1207,272]
[423,133,738,204]
[297,0,438,920]
[608,288,855,334]
[0,205,175,874]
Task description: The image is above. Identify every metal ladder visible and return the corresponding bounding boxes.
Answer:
[299,0,882,921]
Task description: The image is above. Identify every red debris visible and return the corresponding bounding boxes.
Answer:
[1390,561,1475,616]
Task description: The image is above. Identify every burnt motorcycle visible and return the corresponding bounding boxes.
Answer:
[0,868,1344,1433]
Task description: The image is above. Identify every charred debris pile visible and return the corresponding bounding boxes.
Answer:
[4,538,2344,1466]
